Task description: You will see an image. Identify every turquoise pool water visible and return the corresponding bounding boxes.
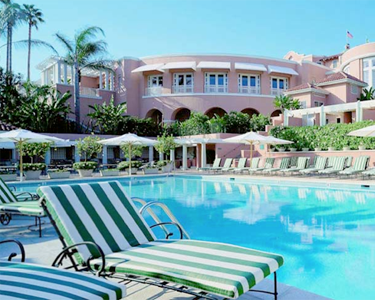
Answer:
[14,175,375,300]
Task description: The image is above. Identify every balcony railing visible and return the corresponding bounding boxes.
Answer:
[271,88,286,96]
[238,86,260,94]
[80,87,99,97]
[204,85,228,93]
[145,86,163,96]
[172,85,194,94]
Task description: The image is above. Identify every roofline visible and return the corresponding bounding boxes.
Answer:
[285,87,330,96]
[138,53,299,65]
[300,60,333,70]
[317,78,367,87]
[340,50,375,71]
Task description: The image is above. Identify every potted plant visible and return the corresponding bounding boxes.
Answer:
[23,163,46,180]
[343,146,350,151]
[157,160,173,172]
[277,145,285,152]
[328,146,336,151]
[118,161,142,175]
[359,143,366,151]
[100,168,120,177]
[143,165,159,175]
[73,161,97,177]
[289,146,297,152]
[155,133,177,171]
[75,134,102,177]
[48,169,70,179]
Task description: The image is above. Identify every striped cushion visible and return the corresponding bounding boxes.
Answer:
[223,159,233,168]
[353,156,369,171]
[0,201,45,217]
[236,158,247,169]
[250,158,260,169]
[315,157,327,170]
[37,181,155,263]
[90,239,283,299]
[0,261,126,299]
[212,158,221,168]
[0,179,17,204]
[264,158,275,169]
[296,157,309,169]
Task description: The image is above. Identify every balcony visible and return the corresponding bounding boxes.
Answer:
[238,86,260,95]
[172,85,194,94]
[271,88,286,96]
[204,85,228,93]
[145,86,163,96]
[80,87,100,97]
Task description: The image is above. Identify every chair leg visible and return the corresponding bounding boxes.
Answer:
[274,272,278,300]
[38,217,42,238]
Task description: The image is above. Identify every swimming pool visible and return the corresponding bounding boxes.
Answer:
[13,175,375,299]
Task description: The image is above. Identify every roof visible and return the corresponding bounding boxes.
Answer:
[287,82,325,92]
[162,61,196,70]
[267,65,299,76]
[319,53,341,62]
[0,121,17,132]
[234,62,267,72]
[316,71,367,86]
[197,61,231,69]
[131,63,165,73]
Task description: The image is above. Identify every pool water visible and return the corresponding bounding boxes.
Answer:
[15,175,375,300]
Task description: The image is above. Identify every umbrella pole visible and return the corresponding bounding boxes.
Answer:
[129,144,132,176]
[19,141,23,182]
[250,142,253,162]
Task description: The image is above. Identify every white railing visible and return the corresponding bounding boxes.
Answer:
[145,86,163,96]
[80,87,99,97]
[238,86,260,94]
[204,85,228,93]
[172,85,194,94]
[271,88,286,96]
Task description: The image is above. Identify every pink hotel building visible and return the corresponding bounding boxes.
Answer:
[37,42,375,127]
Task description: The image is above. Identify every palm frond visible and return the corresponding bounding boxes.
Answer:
[11,39,58,55]
[81,59,114,73]
[55,32,74,53]
[75,26,105,46]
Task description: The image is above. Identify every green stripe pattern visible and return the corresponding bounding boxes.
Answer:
[0,201,45,217]
[90,239,283,299]
[223,158,233,168]
[300,157,328,174]
[263,157,290,173]
[339,155,370,175]
[0,261,126,300]
[250,157,260,169]
[0,178,17,203]
[319,156,347,174]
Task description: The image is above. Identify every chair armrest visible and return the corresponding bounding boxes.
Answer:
[15,192,39,201]
[150,222,183,239]
[52,241,106,276]
[0,239,26,262]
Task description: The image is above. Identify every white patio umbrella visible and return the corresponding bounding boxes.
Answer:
[262,136,294,145]
[0,129,66,182]
[99,133,156,175]
[347,125,375,137]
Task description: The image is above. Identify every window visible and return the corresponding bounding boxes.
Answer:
[145,75,163,96]
[117,75,122,89]
[336,118,341,124]
[299,101,307,108]
[314,101,324,107]
[205,73,228,93]
[332,60,338,68]
[351,84,359,94]
[362,57,375,88]
[343,65,350,74]
[173,73,194,93]
[270,77,288,95]
[51,148,66,160]
[238,74,260,94]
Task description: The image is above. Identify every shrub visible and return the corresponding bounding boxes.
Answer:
[76,134,103,161]
[156,160,172,167]
[22,163,46,171]
[117,161,142,170]
[48,169,69,173]
[73,161,97,170]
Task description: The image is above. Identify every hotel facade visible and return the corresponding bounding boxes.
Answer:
[37,42,375,127]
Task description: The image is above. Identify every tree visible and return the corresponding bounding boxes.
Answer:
[55,26,113,130]
[120,144,144,160]
[18,142,50,163]
[222,111,251,133]
[208,114,227,133]
[273,95,302,114]
[357,87,375,101]
[249,114,271,132]
[155,133,177,160]
[179,112,210,136]
[76,134,103,161]
[0,0,24,73]
[22,4,44,81]
[88,97,127,134]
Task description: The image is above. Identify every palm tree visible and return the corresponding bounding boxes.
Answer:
[22,4,44,81]
[273,95,302,114]
[55,26,112,131]
[357,87,375,101]
[0,0,24,73]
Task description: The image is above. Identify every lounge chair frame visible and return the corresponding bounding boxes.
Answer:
[41,199,279,300]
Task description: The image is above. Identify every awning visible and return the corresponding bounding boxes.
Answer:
[162,61,196,70]
[131,63,165,73]
[197,61,231,69]
[268,65,298,76]
[0,142,15,149]
[234,62,267,72]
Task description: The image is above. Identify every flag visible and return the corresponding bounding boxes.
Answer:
[347,31,353,39]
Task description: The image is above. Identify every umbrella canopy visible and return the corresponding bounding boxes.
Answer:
[99,133,156,175]
[347,125,375,137]
[0,129,66,182]
[262,136,294,145]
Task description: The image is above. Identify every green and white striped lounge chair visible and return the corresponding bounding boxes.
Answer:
[213,158,233,173]
[309,156,317,168]
[299,157,328,175]
[361,167,375,177]
[0,179,44,237]
[249,158,275,174]
[262,157,290,174]
[200,158,221,172]
[339,156,370,176]
[231,158,247,173]
[241,157,260,173]
[290,156,298,167]
[318,156,347,175]
[0,240,126,300]
[280,157,309,174]
[38,181,284,299]
[345,156,353,169]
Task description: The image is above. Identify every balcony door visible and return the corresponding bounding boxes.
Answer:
[173,73,193,93]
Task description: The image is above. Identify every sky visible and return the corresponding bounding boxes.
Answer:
[2,0,375,81]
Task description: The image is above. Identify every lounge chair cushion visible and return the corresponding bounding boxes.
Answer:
[90,239,283,299]
[0,201,45,217]
[0,179,17,203]
[0,261,126,300]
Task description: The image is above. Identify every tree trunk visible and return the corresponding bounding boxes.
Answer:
[9,25,13,74]
[6,25,10,73]
[27,23,32,81]
[74,61,80,132]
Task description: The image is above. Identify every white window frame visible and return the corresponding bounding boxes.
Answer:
[363,57,375,88]
[270,77,288,95]
[314,101,324,107]
[332,60,338,68]
[343,65,350,74]
[299,100,307,108]
[173,73,194,93]
[205,72,228,93]
[145,75,163,96]
[238,74,260,94]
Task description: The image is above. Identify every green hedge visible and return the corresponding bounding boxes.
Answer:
[73,162,97,170]
[270,121,375,150]
[22,163,46,171]
[117,161,142,170]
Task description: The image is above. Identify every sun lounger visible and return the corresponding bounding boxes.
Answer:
[240,157,260,173]
[299,157,328,174]
[262,157,290,174]
[213,158,233,173]
[280,157,309,174]
[290,156,298,167]
[0,179,44,237]
[249,157,275,173]
[38,181,284,299]
[361,167,375,177]
[231,158,247,172]
[200,158,221,172]
[0,239,126,300]
[339,156,370,176]
[318,156,347,175]
[345,156,353,168]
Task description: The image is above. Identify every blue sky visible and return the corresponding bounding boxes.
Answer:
[3,0,375,80]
